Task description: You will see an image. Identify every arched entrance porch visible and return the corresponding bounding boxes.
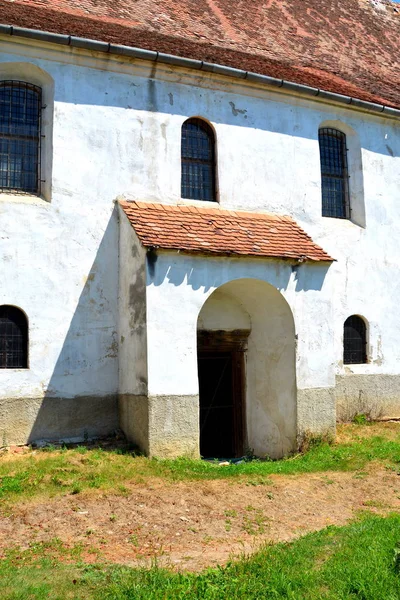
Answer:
[197,278,297,459]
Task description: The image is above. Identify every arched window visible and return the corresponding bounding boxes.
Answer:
[181,118,216,202]
[0,306,28,368]
[343,316,367,365]
[318,128,349,219]
[0,81,42,194]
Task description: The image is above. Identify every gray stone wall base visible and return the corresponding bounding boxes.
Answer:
[120,394,199,458]
[297,387,336,441]
[0,395,119,447]
[336,374,400,421]
[119,394,149,454]
[8,376,400,453]
[148,395,199,458]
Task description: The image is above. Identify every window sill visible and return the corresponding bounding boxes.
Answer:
[340,363,379,376]
[321,216,366,230]
[178,197,220,208]
[322,215,353,223]
[0,193,50,206]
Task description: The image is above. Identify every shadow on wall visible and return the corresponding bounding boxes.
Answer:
[27,206,120,444]
[24,223,331,444]
[52,68,397,157]
[147,250,330,294]
[290,263,329,292]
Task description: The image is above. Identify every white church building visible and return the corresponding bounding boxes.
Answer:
[0,0,399,458]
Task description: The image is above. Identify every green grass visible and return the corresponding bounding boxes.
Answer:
[2,513,400,599]
[99,513,400,599]
[0,539,93,600]
[2,425,400,598]
[2,425,400,505]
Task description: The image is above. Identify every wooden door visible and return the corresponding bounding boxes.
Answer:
[197,330,248,458]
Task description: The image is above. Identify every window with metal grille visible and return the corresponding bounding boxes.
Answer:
[0,81,42,194]
[0,306,28,369]
[343,315,367,365]
[181,118,216,201]
[318,128,349,219]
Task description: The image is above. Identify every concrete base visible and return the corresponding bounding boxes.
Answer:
[119,394,149,454]
[336,374,400,421]
[148,395,199,458]
[0,395,119,447]
[120,394,199,458]
[297,387,336,441]
[7,376,400,453]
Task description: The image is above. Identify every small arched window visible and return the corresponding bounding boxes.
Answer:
[318,128,349,219]
[0,81,42,194]
[181,118,216,202]
[0,306,28,368]
[343,316,367,365]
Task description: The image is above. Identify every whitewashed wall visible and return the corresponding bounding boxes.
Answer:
[0,35,399,445]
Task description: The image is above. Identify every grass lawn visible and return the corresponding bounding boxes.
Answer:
[1,513,400,599]
[2,423,400,506]
[2,422,400,598]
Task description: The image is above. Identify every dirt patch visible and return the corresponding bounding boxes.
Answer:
[1,464,400,571]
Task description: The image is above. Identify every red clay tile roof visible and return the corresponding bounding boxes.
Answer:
[1,0,400,109]
[119,201,334,262]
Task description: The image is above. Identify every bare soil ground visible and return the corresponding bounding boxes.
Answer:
[1,462,399,571]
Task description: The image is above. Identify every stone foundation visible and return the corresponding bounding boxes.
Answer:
[119,394,149,454]
[0,395,119,446]
[336,374,400,421]
[297,387,336,440]
[120,394,199,458]
[6,377,400,453]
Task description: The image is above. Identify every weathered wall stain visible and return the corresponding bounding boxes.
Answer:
[386,144,394,157]
[146,248,158,279]
[128,263,146,326]
[229,101,247,117]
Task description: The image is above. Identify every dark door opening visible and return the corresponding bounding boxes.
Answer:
[197,330,248,459]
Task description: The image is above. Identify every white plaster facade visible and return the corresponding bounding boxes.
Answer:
[0,35,399,455]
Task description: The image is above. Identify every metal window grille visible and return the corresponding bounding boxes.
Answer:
[0,306,28,369]
[343,315,367,364]
[181,118,216,201]
[318,128,349,219]
[0,81,42,194]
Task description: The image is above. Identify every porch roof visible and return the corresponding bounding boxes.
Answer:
[119,200,334,262]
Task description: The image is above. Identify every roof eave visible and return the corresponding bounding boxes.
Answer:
[139,243,335,263]
[1,23,399,120]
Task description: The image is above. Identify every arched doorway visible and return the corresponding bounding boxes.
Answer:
[197,279,297,459]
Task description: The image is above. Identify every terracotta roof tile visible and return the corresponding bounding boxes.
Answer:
[1,0,399,109]
[119,201,334,262]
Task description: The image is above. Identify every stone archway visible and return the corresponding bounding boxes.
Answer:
[197,278,297,459]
